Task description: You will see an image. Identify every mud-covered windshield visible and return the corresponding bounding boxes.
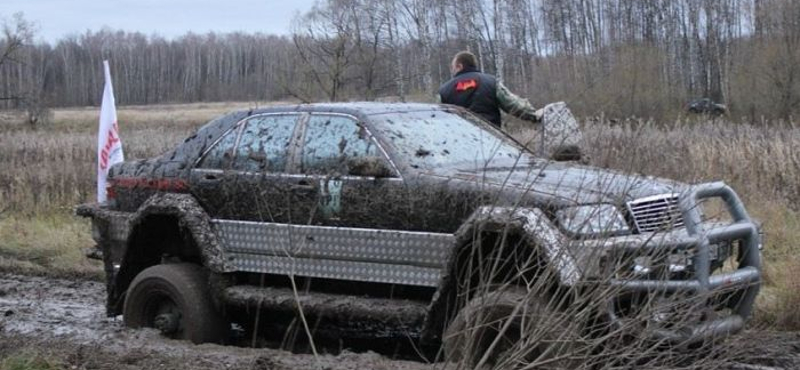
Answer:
[369,110,532,170]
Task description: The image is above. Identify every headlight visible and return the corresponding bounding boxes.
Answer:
[556,204,629,236]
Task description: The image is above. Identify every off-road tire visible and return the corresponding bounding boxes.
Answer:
[443,287,581,368]
[124,263,228,344]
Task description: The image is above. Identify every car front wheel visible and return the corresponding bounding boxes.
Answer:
[123,263,228,344]
[443,288,581,368]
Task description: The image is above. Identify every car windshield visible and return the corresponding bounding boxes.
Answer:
[369,110,534,171]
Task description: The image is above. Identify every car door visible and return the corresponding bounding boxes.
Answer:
[293,113,404,228]
[189,113,303,222]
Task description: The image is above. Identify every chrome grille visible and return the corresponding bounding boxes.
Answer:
[627,194,685,233]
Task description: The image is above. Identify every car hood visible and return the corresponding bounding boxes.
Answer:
[425,160,688,206]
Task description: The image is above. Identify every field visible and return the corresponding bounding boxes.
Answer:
[0,102,799,368]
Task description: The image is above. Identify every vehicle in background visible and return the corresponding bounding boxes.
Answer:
[688,98,727,116]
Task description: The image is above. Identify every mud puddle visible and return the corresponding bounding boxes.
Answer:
[0,273,432,369]
[0,275,113,339]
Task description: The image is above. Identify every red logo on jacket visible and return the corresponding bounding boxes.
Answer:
[456,79,478,92]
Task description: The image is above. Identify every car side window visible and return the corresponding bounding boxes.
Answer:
[232,114,298,173]
[197,127,239,169]
[301,115,386,175]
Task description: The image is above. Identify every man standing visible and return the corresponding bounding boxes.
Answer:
[439,51,541,128]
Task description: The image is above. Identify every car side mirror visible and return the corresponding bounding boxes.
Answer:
[347,156,395,178]
[539,102,584,162]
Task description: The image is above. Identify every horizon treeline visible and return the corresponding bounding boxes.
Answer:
[1,0,799,121]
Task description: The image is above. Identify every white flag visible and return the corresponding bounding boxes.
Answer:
[97,60,124,203]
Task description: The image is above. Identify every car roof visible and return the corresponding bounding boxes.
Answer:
[244,102,449,118]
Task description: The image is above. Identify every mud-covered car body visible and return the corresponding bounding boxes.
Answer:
[77,102,760,347]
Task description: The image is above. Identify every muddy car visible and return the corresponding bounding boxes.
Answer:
[77,103,761,364]
[688,98,727,116]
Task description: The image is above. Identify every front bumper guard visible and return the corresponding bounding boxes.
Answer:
[607,182,762,344]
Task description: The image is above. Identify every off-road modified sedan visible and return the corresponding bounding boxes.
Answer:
[77,102,761,368]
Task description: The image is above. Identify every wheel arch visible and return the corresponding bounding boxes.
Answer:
[110,193,233,315]
[421,206,582,343]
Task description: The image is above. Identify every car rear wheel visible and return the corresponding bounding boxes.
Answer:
[124,263,228,344]
[443,288,581,368]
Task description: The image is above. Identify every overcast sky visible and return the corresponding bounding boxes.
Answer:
[1,0,317,43]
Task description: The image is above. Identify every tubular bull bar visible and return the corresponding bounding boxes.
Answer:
[608,182,761,344]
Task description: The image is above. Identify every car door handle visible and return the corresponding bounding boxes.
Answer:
[290,181,315,192]
[196,173,222,184]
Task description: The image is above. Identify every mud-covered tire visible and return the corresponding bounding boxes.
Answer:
[443,288,581,368]
[124,263,228,344]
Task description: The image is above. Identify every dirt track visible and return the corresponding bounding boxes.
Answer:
[0,273,799,370]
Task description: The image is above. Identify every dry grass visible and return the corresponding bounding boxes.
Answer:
[0,104,798,336]
[0,353,61,370]
[0,214,101,280]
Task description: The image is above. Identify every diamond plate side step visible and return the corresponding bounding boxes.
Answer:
[222,285,429,338]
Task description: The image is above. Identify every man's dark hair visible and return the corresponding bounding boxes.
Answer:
[453,51,478,69]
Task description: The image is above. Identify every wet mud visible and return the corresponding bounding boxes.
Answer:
[0,273,432,370]
[1,273,799,370]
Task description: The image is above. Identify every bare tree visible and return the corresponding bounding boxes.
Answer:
[0,13,34,103]
[0,12,51,125]
[2,1,799,120]
[290,2,360,102]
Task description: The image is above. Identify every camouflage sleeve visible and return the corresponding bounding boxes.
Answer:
[496,83,541,122]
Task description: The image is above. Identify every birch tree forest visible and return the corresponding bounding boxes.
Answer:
[2,0,799,120]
